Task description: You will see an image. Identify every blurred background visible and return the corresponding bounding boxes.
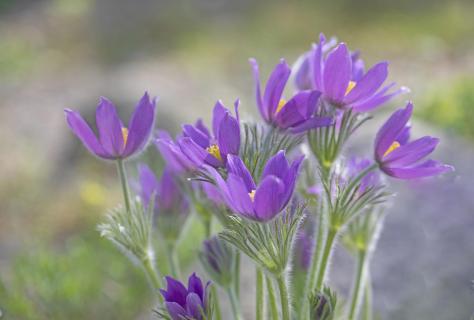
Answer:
[0,0,473,319]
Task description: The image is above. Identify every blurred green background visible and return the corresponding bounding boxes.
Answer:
[0,0,473,319]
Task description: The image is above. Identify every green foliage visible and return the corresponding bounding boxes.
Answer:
[419,78,474,141]
[0,232,150,320]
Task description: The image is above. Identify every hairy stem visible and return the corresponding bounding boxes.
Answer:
[361,273,373,320]
[142,255,163,301]
[348,250,369,320]
[315,229,337,291]
[266,276,279,319]
[116,159,131,212]
[256,267,264,320]
[227,287,243,320]
[277,274,291,320]
[212,286,222,320]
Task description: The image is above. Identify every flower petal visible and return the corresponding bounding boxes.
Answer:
[287,116,333,134]
[261,150,289,181]
[182,124,210,148]
[161,276,188,306]
[123,93,157,157]
[217,112,240,158]
[95,97,124,156]
[383,136,439,167]
[178,137,208,168]
[352,83,409,112]
[254,176,285,221]
[311,33,326,90]
[165,302,187,320]
[281,155,304,207]
[384,160,454,179]
[264,59,291,120]
[274,90,320,128]
[187,273,204,301]
[227,174,254,216]
[64,109,110,158]
[374,103,413,161]
[226,155,256,191]
[138,163,159,206]
[344,62,388,104]
[212,100,227,138]
[186,292,204,319]
[249,58,267,121]
[323,43,352,102]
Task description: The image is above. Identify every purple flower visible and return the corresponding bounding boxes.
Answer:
[374,102,454,179]
[181,100,241,167]
[346,157,382,194]
[160,273,210,320]
[295,33,408,112]
[137,164,189,215]
[249,58,332,133]
[207,151,303,222]
[65,93,156,160]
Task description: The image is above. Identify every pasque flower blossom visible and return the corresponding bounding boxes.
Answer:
[160,273,210,320]
[374,102,453,179]
[65,93,156,160]
[207,151,303,222]
[294,33,408,112]
[249,58,332,133]
[137,164,189,215]
[156,101,240,171]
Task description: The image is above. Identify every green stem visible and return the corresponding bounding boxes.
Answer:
[166,245,181,279]
[277,274,291,320]
[142,255,163,302]
[348,250,368,320]
[299,208,329,320]
[227,287,242,320]
[256,267,264,320]
[116,159,131,212]
[266,276,279,319]
[315,229,337,291]
[234,251,241,296]
[212,286,222,320]
[361,273,373,320]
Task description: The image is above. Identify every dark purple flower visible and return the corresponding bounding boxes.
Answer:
[65,93,156,160]
[295,33,408,112]
[137,164,189,215]
[374,102,454,179]
[181,100,240,167]
[160,273,210,320]
[249,58,332,133]
[207,151,303,222]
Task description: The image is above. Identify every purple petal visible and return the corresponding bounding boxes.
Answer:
[226,155,256,191]
[195,119,211,139]
[274,90,320,128]
[352,84,409,112]
[212,100,227,138]
[123,92,157,157]
[293,52,312,91]
[323,43,352,102]
[178,137,208,168]
[384,160,454,179]
[227,174,254,216]
[187,273,204,301]
[158,167,180,211]
[254,176,285,221]
[344,62,388,104]
[186,293,204,319]
[264,59,291,120]
[281,155,304,206]
[165,302,187,320]
[138,163,159,206]
[182,124,210,148]
[383,136,439,167]
[161,276,188,306]
[205,166,234,210]
[311,33,326,90]
[249,58,268,121]
[155,139,196,172]
[374,103,413,161]
[217,112,240,158]
[64,109,110,158]
[261,150,289,181]
[95,97,124,156]
[287,116,333,134]
[397,125,411,145]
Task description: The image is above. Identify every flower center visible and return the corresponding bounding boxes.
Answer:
[121,127,129,146]
[383,141,401,157]
[345,81,356,95]
[248,189,256,202]
[275,99,287,114]
[206,144,222,161]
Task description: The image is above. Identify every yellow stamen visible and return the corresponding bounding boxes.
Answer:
[345,81,357,95]
[275,99,287,114]
[206,144,222,162]
[383,141,401,157]
[248,189,256,202]
[122,127,129,146]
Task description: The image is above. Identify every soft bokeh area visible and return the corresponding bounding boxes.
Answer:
[0,0,473,319]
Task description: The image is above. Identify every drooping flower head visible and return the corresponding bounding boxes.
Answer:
[137,164,189,216]
[160,273,210,320]
[294,33,408,112]
[200,236,235,286]
[65,92,156,160]
[374,102,453,179]
[156,101,240,172]
[207,151,303,222]
[249,58,332,133]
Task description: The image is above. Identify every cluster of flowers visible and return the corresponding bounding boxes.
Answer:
[66,33,453,320]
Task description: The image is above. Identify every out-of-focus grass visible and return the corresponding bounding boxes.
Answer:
[0,232,150,320]
[419,78,474,141]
